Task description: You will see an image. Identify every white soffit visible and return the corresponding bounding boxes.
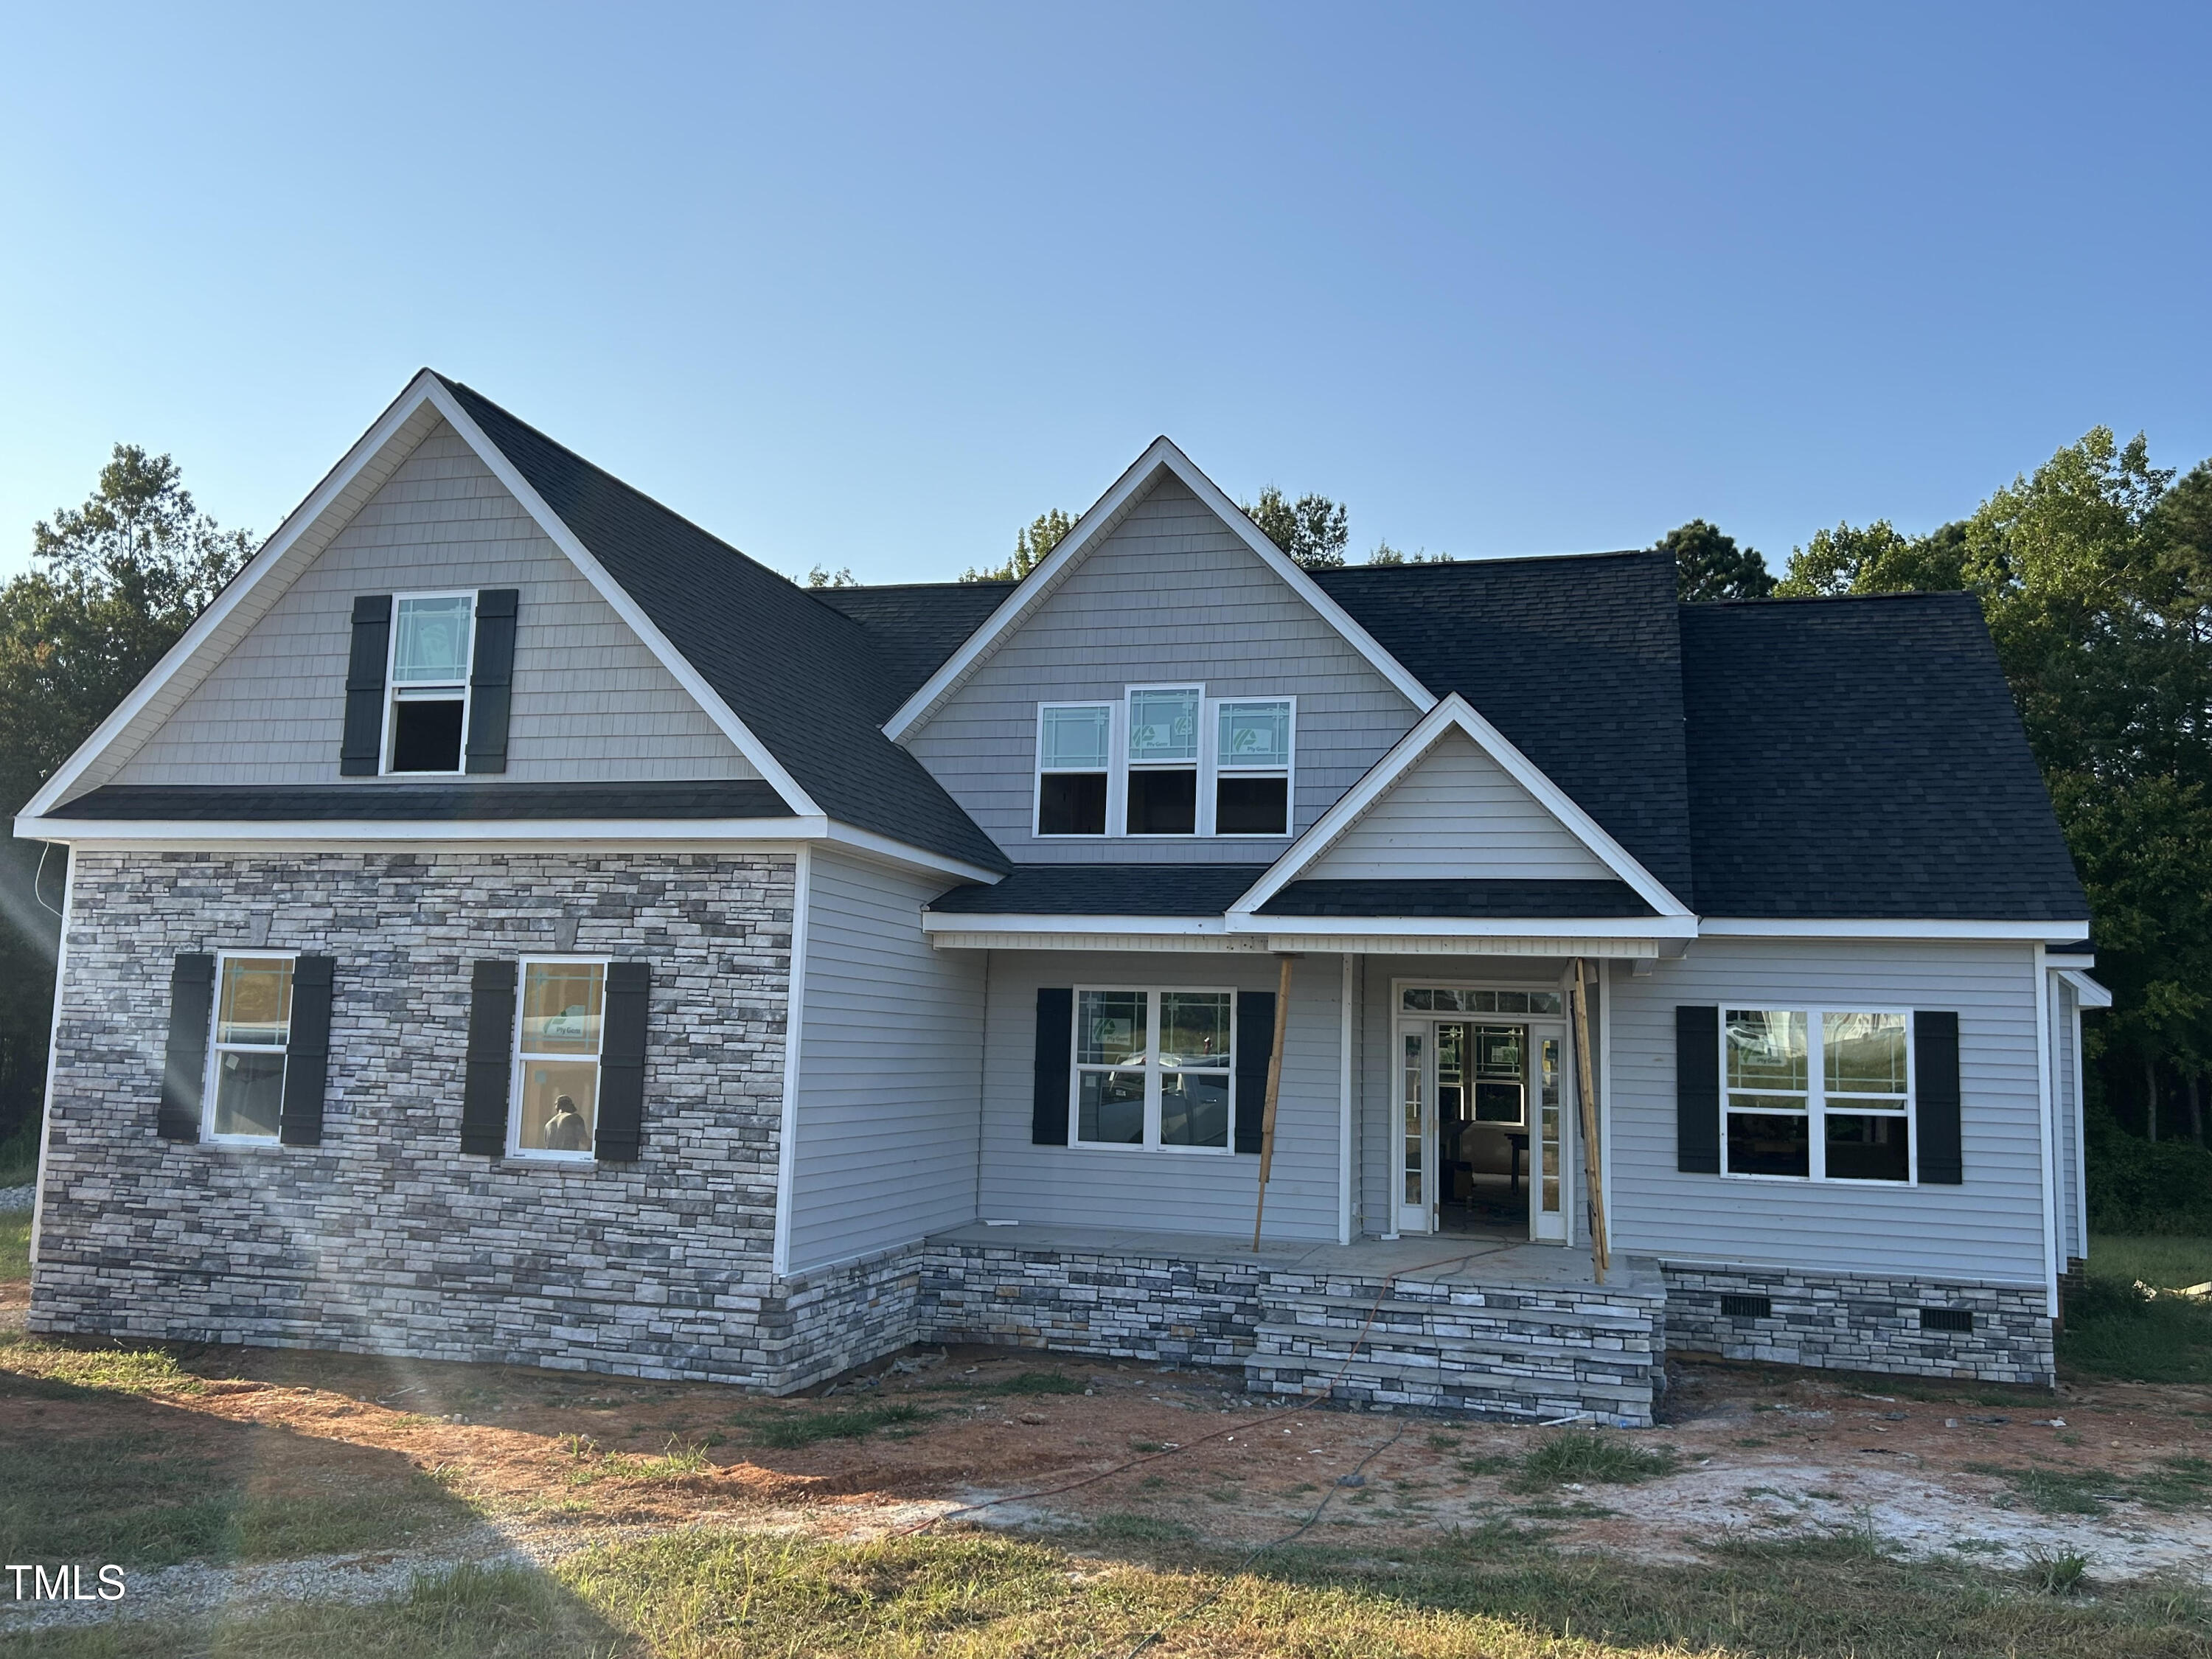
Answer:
[880,436,1438,741]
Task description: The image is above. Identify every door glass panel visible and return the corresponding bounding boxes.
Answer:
[1402,1030,1425,1209]
[1538,1037,1562,1218]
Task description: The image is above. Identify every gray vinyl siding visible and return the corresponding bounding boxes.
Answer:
[903,475,1422,862]
[1306,730,1612,881]
[978,949,1344,1241]
[787,851,987,1272]
[111,421,759,787]
[1355,954,1585,1239]
[1607,941,2049,1286]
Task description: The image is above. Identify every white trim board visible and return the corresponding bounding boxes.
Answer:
[880,437,1438,741]
[1700,918,2093,943]
[1228,693,1691,921]
[2057,968,2113,1009]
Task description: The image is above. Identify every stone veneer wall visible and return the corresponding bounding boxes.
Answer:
[31,849,799,1385]
[919,1239,1265,1367]
[1660,1262,2055,1385]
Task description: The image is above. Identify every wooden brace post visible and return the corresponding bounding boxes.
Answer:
[1572,957,1611,1282]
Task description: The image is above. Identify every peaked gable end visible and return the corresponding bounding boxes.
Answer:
[105,421,759,789]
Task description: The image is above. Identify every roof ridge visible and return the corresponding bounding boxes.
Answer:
[1687,588,1974,610]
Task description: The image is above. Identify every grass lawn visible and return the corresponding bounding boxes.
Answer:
[9,1525,2211,1659]
[0,1213,29,1283]
[2060,1235,2212,1385]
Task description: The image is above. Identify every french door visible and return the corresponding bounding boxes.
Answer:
[1396,1015,1573,1242]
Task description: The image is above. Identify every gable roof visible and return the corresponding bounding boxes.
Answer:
[1312,551,1694,902]
[810,580,1016,719]
[1231,692,1693,920]
[880,437,1439,739]
[433,379,1008,874]
[1680,592,2087,920]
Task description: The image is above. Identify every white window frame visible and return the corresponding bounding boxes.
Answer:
[507,953,611,1164]
[1029,688,1298,842]
[1718,1005,1917,1185]
[202,948,299,1145]
[1034,700,1116,838]
[1207,695,1297,839]
[380,588,479,776]
[1067,984,1237,1155]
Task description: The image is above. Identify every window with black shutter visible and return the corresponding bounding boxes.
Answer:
[1032,988,1072,1145]
[461,960,517,1155]
[278,955,335,1147]
[158,953,215,1142]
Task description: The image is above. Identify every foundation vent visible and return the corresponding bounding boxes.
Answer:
[1919,1307,1975,1332]
[1719,1293,1772,1319]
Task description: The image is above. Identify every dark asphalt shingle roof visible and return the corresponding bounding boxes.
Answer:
[810,580,1016,720]
[1312,552,1694,903]
[1680,593,2087,919]
[928,864,1272,917]
[49,782,792,821]
[1258,879,1658,919]
[439,378,1009,873]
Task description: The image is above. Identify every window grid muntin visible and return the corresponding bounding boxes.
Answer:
[204,950,298,1144]
[509,955,609,1161]
[1719,1006,1917,1184]
[381,588,478,776]
[1069,985,1236,1154]
[1034,701,1113,837]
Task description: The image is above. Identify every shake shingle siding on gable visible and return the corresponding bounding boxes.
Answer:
[108,423,762,788]
[900,476,1426,864]
[439,380,1008,874]
[1680,595,2087,919]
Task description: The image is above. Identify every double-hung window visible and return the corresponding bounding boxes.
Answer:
[1037,704,1111,836]
[1214,700,1293,835]
[510,957,608,1160]
[1723,1009,1912,1182]
[1031,688,1297,839]
[1125,686,1200,835]
[1072,987,1233,1151]
[206,953,295,1142]
[385,591,476,773]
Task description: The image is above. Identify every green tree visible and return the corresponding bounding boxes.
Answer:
[962,508,1075,582]
[0,446,252,1155]
[1775,520,1968,597]
[1243,487,1349,571]
[804,565,857,588]
[1368,542,1453,566]
[1658,519,1775,602]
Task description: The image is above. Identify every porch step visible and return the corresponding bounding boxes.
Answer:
[1243,1280,1662,1427]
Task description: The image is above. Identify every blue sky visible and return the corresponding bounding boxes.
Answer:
[3,4,2207,585]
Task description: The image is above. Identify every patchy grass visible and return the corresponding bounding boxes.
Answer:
[1966,1455,2212,1514]
[0,1332,205,1397]
[2091,1234,2212,1291]
[1506,1429,1678,1492]
[2060,1275,2212,1384]
[0,1212,29,1283]
[734,1401,931,1449]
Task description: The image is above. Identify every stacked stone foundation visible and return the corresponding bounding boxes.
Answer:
[1660,1262,2055,1385]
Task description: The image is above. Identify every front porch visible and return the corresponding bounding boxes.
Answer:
[918,1221,1666,1427]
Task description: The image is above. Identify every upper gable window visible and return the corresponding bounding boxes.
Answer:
[1037,704,1111,836]
[1215,700,1293,835]
[1032,689,1297,840]
[386,593,476,773]
[1127,686,1201,835]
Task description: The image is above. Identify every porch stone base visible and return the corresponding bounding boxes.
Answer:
[1660,1262,2055,1385]
[917,1238,1262,1367]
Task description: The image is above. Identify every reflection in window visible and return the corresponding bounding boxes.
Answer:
[1071,987,1233,1151]
[512,959,605,1158]
[1037,705,1110,835]
[387,593,475,773]
[1722,1008,1912,1182]
[209,955,293,1140]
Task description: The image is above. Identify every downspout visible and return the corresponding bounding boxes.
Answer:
[2033,946,2059,1320]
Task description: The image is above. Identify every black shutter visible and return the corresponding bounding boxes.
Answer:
[1915,1009,1963,1184]
[1234,990,1276,1155]
[158,953,215,1142]
[279,955,335,1147]
[595,961,650,1161]
[461,960,517,1155]
[1675,1004,1720,1173]
[465,588,518,775]
[341,594,393,776]
[1032,987,1073,1145]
